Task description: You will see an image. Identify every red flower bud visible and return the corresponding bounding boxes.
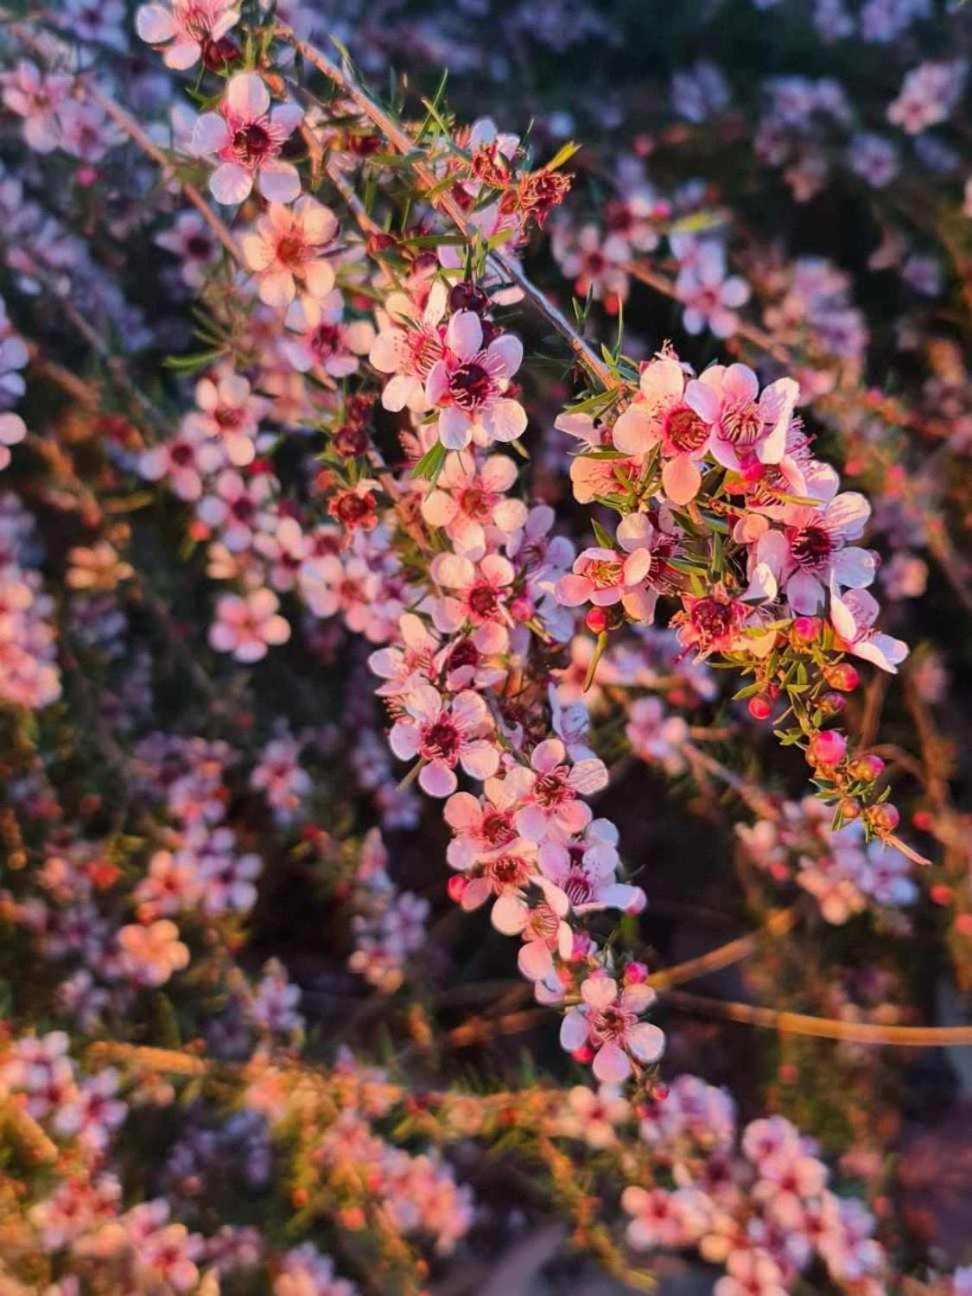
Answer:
[447,875,467,903]
[748,695,773,721]
[585,607,608,634]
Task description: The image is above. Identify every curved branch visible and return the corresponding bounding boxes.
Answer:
[277,25,616,390]
[665,989,972,1046]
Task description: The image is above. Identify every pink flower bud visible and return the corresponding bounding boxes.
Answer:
[509,596,534,623]
[791,616,822,644]
[807,730,847,767]
[867,802,900,833]
[623,961,649,984]
[447,875,467,903]
[825,662,860,692]
[849,753,885,781]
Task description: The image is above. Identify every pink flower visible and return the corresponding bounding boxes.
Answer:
[118,920,190,987]
[552,221,630,308]
[538,819,644,914]
[191,72,303,205]
[559,971,664,1081]
[369,282,448,413]
[197,468,276,551]
[0,412,26,472]
[515,900,575,981]
[139,419,224,500]
[741,470,875,614]
[444,779,522,870]
[425,311,526,450]
[52,1069,127,1152]
[1,61,72,153]
[612,356,710,505]
[887,60,967,135]
[622,1185,710,1250]
[626,696,689,774]
[830,588,908,673]
[714,1248,788,1296]
[155,211,220,288]
[514,738,608,843]
[281,291,375,377]
[675,241,751,337]
[241,197,338,313]
[389,684,499,796]
[185,370,268,467]
[208,589,291,662]
[136,0,240,70]
[420,451,527,555]
[555,515,658,621]
[456,839,569,937]
[430,551,515,652]
[685,363,799,475]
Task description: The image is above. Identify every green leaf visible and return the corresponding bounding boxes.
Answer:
[411,441,448,481]
[591,518,615,549]
[163,349,223,371]
[544,140,581,172]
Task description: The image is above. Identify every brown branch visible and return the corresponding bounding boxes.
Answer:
[277,26,616,390]
[87,83,244,264]
[621,259,791,364]
[646,905,797,991]
[664,989,972,1046]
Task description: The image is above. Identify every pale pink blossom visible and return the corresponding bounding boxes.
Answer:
[155,211,220,288]
[559,971,664,1081]
[0,412,26,472]
[830,588,908,673]
[369,282,448,413]
[241,197,338,313]
[192,72,303,205]
[208,589,291,662]
[281,291,375,376]
[430,551,515,653]
[741,469,875,613]
[136,0,240,71]
[197,468,277,551]
[612,356,710,504]
[389,684,498,796]
[1,61,72,153]
[685,363,799,475]
[117,920,190,987]
[676,242,751,337]
[420,451,527,555]
[425,311,526,450]
[514,737,608,844]
[558,1083,631,1149]
[185,370,267,467]
[139,419,225,500]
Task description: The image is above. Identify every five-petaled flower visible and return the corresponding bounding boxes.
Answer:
[559,970,665,1082]
[192,72,303,205]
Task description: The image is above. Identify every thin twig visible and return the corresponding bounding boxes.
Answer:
[664,989,972,1046]
[646,905,797,991]
[277,26,615,390]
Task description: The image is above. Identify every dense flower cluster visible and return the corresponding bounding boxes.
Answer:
[0,0,967,1291]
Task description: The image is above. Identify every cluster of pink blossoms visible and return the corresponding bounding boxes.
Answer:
[621,1076,888,1295]
[738,795,916,925]
[0,494,61,710]
[347,828,430,992]
[557,350,907,679]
